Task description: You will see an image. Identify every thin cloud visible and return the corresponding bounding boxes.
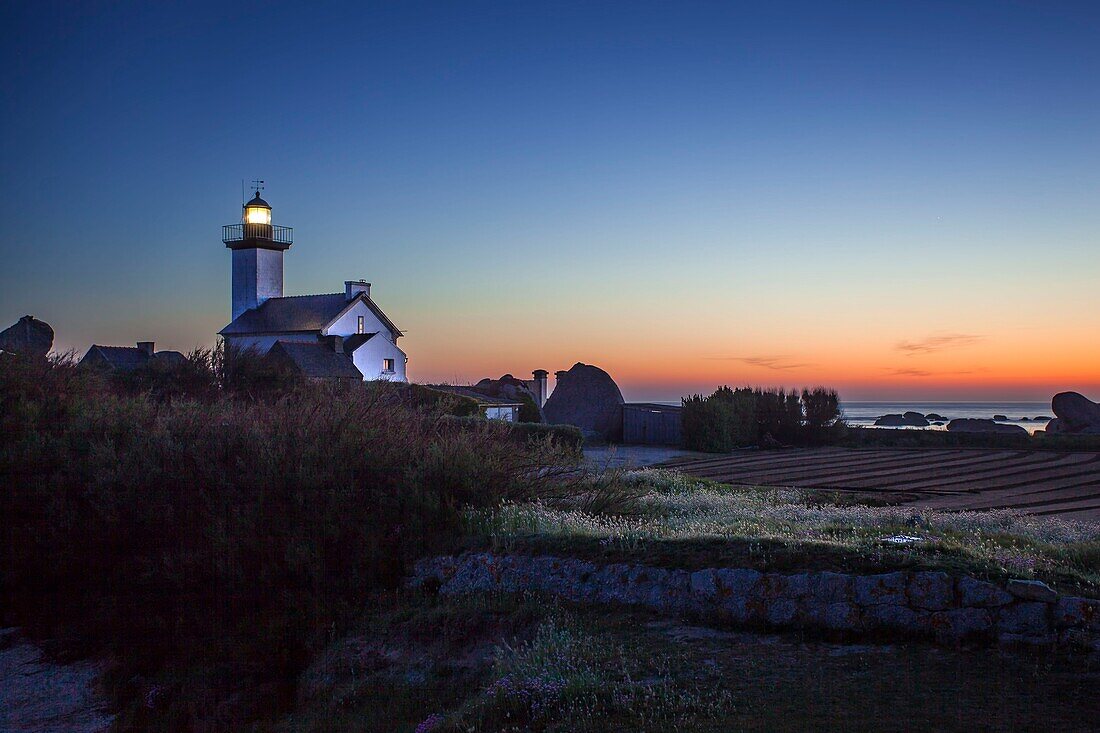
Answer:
[884,367,934,377]
[704,355,816,371]
[895,333,984,355]
[883,367,983,378]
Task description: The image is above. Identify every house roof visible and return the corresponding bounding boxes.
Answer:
[219,293,402,339]
[325,294,403,341]
[80,346,188,372]
[150,351,189,368]
[82,345,149,371]
[269,340,363,380]
[624,402,682,413]
[220,293,348,335]
[428,385,524,406]
[342,332,377,354]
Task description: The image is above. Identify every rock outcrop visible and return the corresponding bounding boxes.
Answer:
[1046,392,1100,435]
[874,412,929,427]
[0,315,54,359]
[543,363,624,442]
[410,553,1100,650]
[946,419,1027,435]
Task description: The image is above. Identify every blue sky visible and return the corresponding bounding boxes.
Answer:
[2,1,1098,400]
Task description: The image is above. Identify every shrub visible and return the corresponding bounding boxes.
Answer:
[681,385,844,451]
[440,415,584,453]
[408,383,483,417]
[509,421,584,452]
[681,394,737,452]
[802,387,840,427]
[518,393,542,423]
[751,388,804,443]
[0,358,579,728]
[842,426,1035,449]
[86,341,306,402]
[710,387,768,444]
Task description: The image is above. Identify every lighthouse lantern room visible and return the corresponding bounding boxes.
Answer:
[223,183,293,321]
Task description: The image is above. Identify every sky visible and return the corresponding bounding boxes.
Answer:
[1,0,1098,402]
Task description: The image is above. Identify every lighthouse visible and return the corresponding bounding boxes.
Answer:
[222,186,294,321]
[218,184,409,382]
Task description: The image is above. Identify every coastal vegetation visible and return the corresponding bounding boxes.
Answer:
[839,424,1100,451]
[442,414,584,452]
[680,384,1100,453]
[3,353,1098,730]
[465,470,1100,596]
[281,590,1098,732]
[681,386,842,452]
[0,350,581,728]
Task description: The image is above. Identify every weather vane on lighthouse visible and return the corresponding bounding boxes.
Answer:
[251,179,264,196]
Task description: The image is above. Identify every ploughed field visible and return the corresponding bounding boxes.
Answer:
[661,447,1100,521]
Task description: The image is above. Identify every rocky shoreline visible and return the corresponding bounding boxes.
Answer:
[410,553,1100,650]
[868,392,1100,436]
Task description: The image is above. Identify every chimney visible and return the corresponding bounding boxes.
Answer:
[136,341,154,356]
[531,369,549,408]
[345,280,371,301]
[326,334,344,353]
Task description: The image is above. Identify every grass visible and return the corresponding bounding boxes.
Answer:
[282,591,735,733]
[280,590,1100,732]
[840,425,1100,451]
[463,469,1100,596]
[441,613,732,732]
[6,352,1098,730]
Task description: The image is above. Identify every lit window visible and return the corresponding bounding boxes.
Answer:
[357,316,364,334]
[383,358,395,373]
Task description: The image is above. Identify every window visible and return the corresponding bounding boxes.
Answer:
[383,358,395,373]
[357,316,364,334]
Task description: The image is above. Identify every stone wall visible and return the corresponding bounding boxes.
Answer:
[410,553,1100,650]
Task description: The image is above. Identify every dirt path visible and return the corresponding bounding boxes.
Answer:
[0,629,113,733]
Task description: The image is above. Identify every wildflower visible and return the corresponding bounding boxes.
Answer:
[414,712,444,733]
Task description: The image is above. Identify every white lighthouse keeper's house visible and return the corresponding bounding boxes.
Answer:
[218,188,408,382]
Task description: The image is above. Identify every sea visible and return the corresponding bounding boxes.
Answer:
[650,401,1053,434]
[840,402,1052,434]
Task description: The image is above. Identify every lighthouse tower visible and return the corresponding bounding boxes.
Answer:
[222,185,294,321]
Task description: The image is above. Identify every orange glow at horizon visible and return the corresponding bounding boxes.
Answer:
[395,289,1100,402]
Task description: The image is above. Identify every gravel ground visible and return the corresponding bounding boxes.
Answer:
[584,444,714,469]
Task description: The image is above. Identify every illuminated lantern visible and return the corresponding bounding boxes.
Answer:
[223,186,293,321]
[243,192,272,225]
[242,191,273,241]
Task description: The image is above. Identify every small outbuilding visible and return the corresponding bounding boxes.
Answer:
[427,385,525,421]
[79,342,187,372]
[622,403,683,446]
